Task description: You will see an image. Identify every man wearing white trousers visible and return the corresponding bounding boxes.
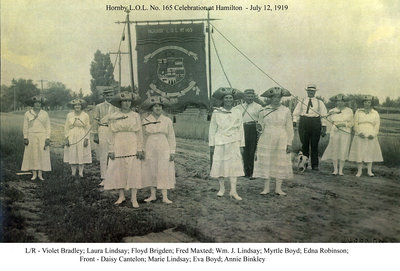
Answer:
[93,87,118,182]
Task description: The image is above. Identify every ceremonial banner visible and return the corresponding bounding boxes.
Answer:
[136,23,208,110]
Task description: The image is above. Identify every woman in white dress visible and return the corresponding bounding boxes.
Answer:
[63,99,92,177]
[321,94,354,176]
[209,87,245,200]
[21,95,51,180]
[253,87,293,196]
[141,96,176,204]
[104,92,144,208]
[348,95,383,177]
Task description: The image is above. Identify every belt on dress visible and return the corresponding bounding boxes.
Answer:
[115,154,137,159]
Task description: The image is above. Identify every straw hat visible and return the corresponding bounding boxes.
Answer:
[261,87,291,98]
[141,96,171,111]
[212,87,243,100]
[305,84,318,91]
[110,91,140,108]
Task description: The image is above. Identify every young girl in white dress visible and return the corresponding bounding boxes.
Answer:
[141,96,176,204]
[253,87,293,196]
[63,99,92,177]
[104,92,144,208]
[21,95,51,180]
[209,87,245,200]
[321,94,354,176]
[348,95,383,177]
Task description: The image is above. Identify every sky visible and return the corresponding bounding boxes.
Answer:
[1,0,400,102]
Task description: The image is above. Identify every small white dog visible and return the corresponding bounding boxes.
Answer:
[297,151,309,172]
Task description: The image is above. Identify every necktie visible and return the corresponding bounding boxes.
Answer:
[306,98,313,114]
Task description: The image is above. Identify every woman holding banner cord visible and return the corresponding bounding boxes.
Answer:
[209,87,245,200]
[21,95,51,180]
[103,92,144,208]
[321,94,354,176]
[63,98,92,177]
[253,87,293,196]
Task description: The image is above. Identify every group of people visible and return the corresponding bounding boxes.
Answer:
[21,91,176,208]
[20,83,384,205]
[208,84,384,200]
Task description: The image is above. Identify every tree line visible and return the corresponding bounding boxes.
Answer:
[1,50,399,113]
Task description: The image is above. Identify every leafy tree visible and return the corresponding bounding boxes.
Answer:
[0,85,14,112]
[90,50,116,102]
[43,82,73,109]
[10,78,40,107]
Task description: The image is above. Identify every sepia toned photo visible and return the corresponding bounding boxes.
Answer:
[1,0,399,262]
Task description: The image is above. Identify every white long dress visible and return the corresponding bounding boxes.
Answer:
[63,111,92,164]
[348,109,383,163]
[253,105,293,180]
[321,107,354,161]
[21,109,51,171]
[209,107,245,178]
[104,110,143,190]
[141,114,176,189]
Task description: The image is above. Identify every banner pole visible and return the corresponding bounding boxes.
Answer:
[125,10,136,93]
[207,10,212,104]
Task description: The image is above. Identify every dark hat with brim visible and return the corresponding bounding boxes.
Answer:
[68,98,87,109]
[26,95,47,106]
[141,96,171,111]
[330,94,349,102]
[362,95,374,102]
[110,91,140,108]
[212,87,244,100]
[261,87,291,98]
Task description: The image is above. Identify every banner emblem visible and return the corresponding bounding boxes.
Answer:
[157,57,185,86]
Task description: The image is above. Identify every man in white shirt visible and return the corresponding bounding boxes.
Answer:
[234,89,263,179]
[293,84,327,170]
[92,87,118,181]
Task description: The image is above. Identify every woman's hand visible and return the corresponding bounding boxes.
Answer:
[83,138,89,147]
[286,145,292,154]
[24,138,29,146]
[359,132,365,138]
[45,138,51,147]
[108,152,115,160]
[64,138,70,147]
[169,153,175,162]
[368,135,374,140]
[137,151,145,160]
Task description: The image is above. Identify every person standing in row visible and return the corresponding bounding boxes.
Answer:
[234,89,262,180]
[104,92,143,207]
[253,87,293,196]
[64,99,92,177]
[21,95,51,180]
[293,84,327,170]
[321,94,354,175]
[141,96,176,204]
[92,87,118,183]
[348,95,383,177]
[209,88,245,200]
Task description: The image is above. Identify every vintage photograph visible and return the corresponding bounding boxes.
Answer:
[1,0,399,247]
